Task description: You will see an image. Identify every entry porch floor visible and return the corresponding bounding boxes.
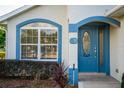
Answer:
[78,73,121,88]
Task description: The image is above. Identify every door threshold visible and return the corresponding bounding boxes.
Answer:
[78,72,106,76]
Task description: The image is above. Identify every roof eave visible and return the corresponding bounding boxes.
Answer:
[0,5,36,23]
[105,5,124,17]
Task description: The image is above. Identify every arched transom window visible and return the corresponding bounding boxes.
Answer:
[20,22,58,61]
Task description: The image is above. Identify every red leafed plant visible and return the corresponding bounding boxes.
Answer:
[53,62,69,88]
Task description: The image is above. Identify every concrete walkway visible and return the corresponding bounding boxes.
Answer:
[78,73,121,88]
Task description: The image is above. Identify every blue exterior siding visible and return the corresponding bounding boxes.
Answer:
[68,68,78,86]
[104,24,110,75]
[16,18,62,63]
[69,24,77,32]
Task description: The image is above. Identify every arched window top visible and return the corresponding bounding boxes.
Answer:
[17,18,62,29]
[21,22,56,28]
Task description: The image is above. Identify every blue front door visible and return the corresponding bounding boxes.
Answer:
[78,26,99,72]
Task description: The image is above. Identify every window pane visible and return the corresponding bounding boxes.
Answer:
[83,32,90,57]
[40,45,57,59]
[40,30,46,36]
[45,37,51,44]
[27,29,33,37]
[21,30,27,44]
[21,45,27,59]
[22,45,26,52]
[51,37,57,44]
[33,37,38,44]
[51,30,57,37]
[40,37,45,43]
[27,45,37,59]
[40,28,57,59]
[46,46,52,58]
[21,37,27,43]
[41,45,46,58]
[51,45,57,58]
[21,45,38,59]
[21,29,38,44]
[26,37,32,43]
[46,30,51,36]
[33,30,38,36]
[40,29,57,44]
[21,29,27,37]
[21,53,27,59]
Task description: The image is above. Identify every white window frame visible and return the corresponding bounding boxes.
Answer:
[20,26,58,61]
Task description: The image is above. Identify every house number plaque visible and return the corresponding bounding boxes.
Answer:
[70,38,78,44]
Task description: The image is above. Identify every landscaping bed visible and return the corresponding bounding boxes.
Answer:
[0,60,77,88]
[0,78,77,88]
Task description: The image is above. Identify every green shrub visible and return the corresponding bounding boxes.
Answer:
[0,60,59,79]
[121,73,124,88]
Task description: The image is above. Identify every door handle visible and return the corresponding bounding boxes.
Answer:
[94,47,96,58]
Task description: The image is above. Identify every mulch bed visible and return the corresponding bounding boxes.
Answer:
[0,78,77,88]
